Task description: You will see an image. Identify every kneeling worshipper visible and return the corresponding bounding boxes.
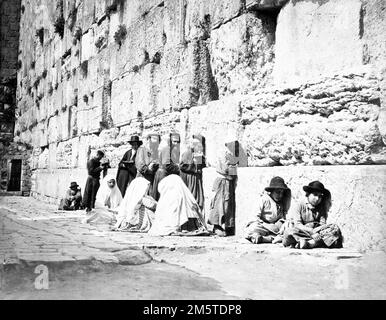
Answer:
[113,177,157,232]
[244,176,291,244]
[148,174,209,236]
[283,181,343,249]
[58,182,83,210]
[82,175,123,225]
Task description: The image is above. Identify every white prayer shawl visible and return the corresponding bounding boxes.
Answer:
[148,174,204,236]
[114,177,150,229]
[95,175,123,210]
[83,175,123,224]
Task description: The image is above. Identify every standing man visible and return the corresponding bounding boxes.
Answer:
[83,150,105,213]
[135,133,160,198]
[116,135,142,197]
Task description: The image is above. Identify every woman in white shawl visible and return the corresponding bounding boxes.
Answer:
[148,174,208,236]
[113,177,156,232]
[83,175,123,224]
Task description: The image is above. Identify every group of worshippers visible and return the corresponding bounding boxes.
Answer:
[58,132,343,249]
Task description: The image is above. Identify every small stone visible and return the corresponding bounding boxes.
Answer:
[114,249,153,265]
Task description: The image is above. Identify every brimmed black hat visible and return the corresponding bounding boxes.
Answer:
[70,182,79,189]
[265,176,289,192]
[128,135,143,146]
[303,181,329,195]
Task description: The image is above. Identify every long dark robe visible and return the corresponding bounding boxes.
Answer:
[179,149,206,211]
[116,149,137,197]
[82,157,103,210]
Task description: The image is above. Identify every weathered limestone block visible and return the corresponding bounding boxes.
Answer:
[143,111,181,133]
[210,12,275,97]
[109,7,164,80]
[184,0,244,40]
[115,120,144,144]
[121,0,165,28]
[274,0,364,86]
[241,74,385,166]
[76,93,103,135]
[187,98,246,166]
[95,0,108,23]
[111,64,158,126]
[56,140,73,168]
[38,147,49,169]
[81,0,95,32]
[81,29,95,62]
[47,115,59,144]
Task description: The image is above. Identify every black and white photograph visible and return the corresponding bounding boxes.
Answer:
[0,0,385,305]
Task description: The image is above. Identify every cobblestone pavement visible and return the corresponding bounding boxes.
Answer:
[1,196,385,299]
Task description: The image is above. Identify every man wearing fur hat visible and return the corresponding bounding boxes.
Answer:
[283,181,343,249]
[244,176,291,244]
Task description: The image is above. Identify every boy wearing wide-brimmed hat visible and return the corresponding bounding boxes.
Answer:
[283,181,343,249]
[244,176,292,244]
[116,135,142,197]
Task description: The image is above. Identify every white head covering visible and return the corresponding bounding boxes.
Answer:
[95,174,123,210]
[148,174,206,236]
[114,177,150,229]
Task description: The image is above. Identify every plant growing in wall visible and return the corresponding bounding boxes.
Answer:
[95,35,107,51]
[54,0,65,39]
[73,27,82,45]
[48,83,53,96]
[114,24,127,47]
[63,48,71,60]
[80,60,88,77]
[67,6,77,31]
[33,77,41,89]
[54,15,65,39]
[35,28,44,45]
[106,0,126,16]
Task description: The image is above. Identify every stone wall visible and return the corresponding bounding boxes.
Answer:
[10,0,386,248]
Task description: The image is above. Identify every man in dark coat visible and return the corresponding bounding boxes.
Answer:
[116,135,142,197]
[82,150,105,213]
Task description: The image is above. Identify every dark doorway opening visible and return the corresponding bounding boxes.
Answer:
[8,159,22,191]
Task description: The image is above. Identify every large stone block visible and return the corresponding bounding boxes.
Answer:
[111,64,158,126]
[273,0,364,86]
[210,12,275,97]
[240,73,385,166]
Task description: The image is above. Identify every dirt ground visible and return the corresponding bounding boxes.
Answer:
[1,196,386,300]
